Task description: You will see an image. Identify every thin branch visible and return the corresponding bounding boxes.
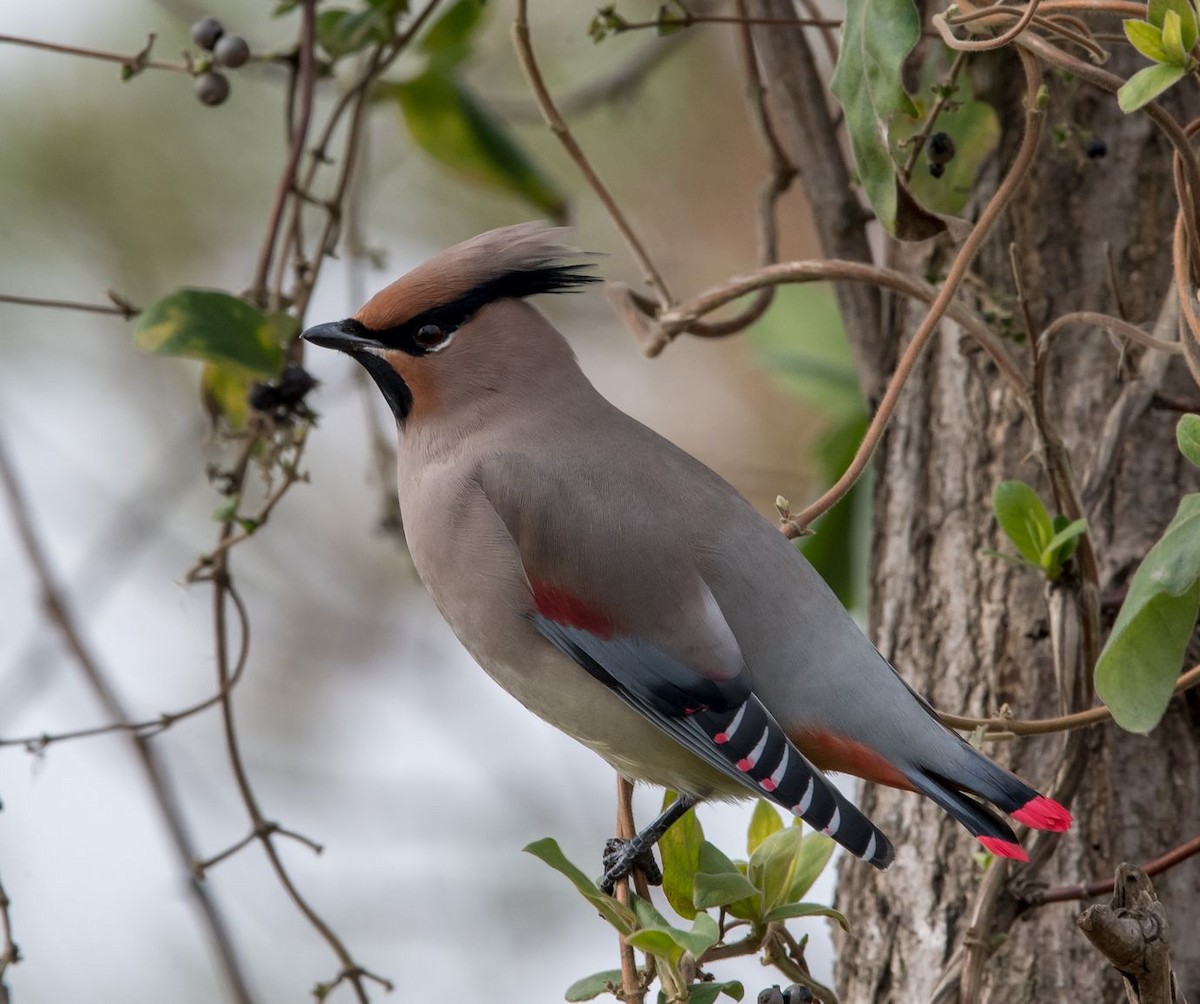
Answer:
[1029,835,1200,907]
[1042,310,1184,356]
[614,777,646,1004]
[0,583,252,751]
[656,3,797,339]
[0,291,139,319]
[606,12,842,31]
[653,258,1026,393]
[783,47,1046,532]
[939,662,1200,737]
[901,53,969,181]
[1082,289,1180,512]
[495,34,691,121]
[0,436,257,1004]
[513,0,673,307]
[0,32,187,74]
[938,0,1046,50]
[251,0,317,306]
[0,873,16,984]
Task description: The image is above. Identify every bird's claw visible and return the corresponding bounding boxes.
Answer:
[600,836,663,894]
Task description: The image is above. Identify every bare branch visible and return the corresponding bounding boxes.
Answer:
[0,437,258,1004]
[513,0,673,306]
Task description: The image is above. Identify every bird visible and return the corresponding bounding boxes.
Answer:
[301,222,1072,883]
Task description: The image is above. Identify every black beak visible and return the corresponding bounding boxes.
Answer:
[301,319,384,353]
[301,318,413,423]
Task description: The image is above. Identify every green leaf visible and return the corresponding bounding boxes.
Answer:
[829,0,920,234]
[419,0,486,64]
[763,902,850,931]
[315,8,390,58]
[523,838,636,934]
[784,833,835,903]
[1124,19,1172,62]
[747,800,783,856]
[1095,494,1200,732]
[747,825,805,914]
[692,871,761,912]
[1118,62,1188,111]
[386,70,566,218]
[624,903,718,963]
[200,363,251,430]
[658,791,704,920]
[565,970,624,1002]
[1162,9,1188,60]
[1040,518,1088,571]
[679,981,744,1004]
[993,480,1055,567]
[133,289,284,377]
[625,928,684,963]
[1150,0,1199,46]
[1177,414,1200,467]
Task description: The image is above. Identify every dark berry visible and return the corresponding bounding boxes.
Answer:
[929,162,945,179]
[194,71,231,107]
[1085,137,1107,159]
[191,17,225,51]
[214,34,250,68]
[249,364,318,414]
[926,131,957,165]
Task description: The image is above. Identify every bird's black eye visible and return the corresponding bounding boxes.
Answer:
[414,323,448,349]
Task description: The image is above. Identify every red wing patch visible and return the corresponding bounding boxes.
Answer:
[530,582,614,637]
[792,728,914,791]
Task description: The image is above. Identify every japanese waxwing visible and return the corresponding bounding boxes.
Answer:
[302,223,1071,877]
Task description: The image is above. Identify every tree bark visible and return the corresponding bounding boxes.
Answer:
[755,24,1200,1004]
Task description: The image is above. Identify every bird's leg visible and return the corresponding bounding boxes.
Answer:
[600,794,697,895]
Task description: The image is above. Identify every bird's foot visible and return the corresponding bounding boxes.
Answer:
[600,836,663,894]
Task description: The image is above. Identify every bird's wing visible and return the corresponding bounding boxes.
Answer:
[529,599,893,869]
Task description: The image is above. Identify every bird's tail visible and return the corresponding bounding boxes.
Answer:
[903,746,1072,861]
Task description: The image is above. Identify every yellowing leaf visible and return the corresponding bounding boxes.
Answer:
[829,0,921,234]
[133,289,285,377]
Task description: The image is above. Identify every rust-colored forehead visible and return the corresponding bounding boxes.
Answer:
[349,222,595,331]
[353,259,481,330]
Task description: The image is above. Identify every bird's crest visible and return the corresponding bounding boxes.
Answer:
[354,222,602,331]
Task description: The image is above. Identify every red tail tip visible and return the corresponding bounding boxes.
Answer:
[1011,795,1073,833]
[978,835,1030,862]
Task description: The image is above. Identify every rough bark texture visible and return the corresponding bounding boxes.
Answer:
[822,50,1200,1004]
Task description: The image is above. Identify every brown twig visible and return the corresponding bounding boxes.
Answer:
[209,539,390,1001]
[605,11,842,31]
[251,0,317,306]
[0,436,258,1004]
[652,258,1026,393]
[496,34,692,121]
[778,48,1046,532]
[1030,835,1200,906]
[513,0,673,308]
[938,663,1200,737]
[614,777,646,1004]
[0,291,139,319]
[0,32,187,74]
[0,873,16,985]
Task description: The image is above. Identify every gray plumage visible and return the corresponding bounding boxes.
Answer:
[302,224,1072,869]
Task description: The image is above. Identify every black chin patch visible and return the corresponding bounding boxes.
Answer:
[352,351,412,423]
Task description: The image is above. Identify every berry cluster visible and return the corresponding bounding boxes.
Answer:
[190,16,250,107]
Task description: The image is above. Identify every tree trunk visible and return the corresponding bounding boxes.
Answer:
[755,20,1200,1004]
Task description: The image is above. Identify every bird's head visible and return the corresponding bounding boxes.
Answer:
[301,222,600,424]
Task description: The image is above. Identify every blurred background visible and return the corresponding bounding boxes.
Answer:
[0,2,867,1000]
